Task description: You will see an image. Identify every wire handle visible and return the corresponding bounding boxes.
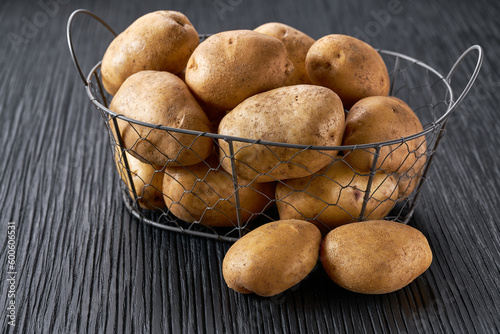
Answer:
[446,45,483,112]
[66,9,116,87]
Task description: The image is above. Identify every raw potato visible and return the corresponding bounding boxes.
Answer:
[276,159,399,233]
[218,85,345,182]
[320,220,433,294]
[185,30,294,111]
[114,149,165,210]
[223,220,322,296]
[306,34,390,109]
[109,70,213,167]
[162,156,275,227]
[101,10,199,95]
[341,96,427,198]
[254,22,315,85]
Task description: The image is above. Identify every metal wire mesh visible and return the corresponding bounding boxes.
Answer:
[68,9,483,242]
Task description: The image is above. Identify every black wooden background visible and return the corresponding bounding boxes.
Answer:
[1,0,499,333]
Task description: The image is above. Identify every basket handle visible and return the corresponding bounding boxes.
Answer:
[66,9,117,87]
[445,45,483,112]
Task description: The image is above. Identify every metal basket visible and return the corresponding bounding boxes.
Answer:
[67,9,483,242]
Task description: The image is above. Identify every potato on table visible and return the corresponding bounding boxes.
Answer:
[101,10,199,95]
[109,70,213,167]
[254,22,315,85]
[320,220,433,294]
[218,84,345,182]
[185,29,294,111]
[306,34,390,109]
[223,220,322,297]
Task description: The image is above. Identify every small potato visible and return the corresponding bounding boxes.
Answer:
[109,70,213,167]
[223,220,321,296]
[101,11,199,95]
[342,96,427,199]
[320,220,433,294]
[276,159,399,233]
[306,34,390,109]
[114,149,165,210]
[218,85,345,182]
[162,156,275,227]
[185,30,294,111]
[254,22,315,85]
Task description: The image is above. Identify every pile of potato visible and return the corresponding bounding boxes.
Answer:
[103,11,433,295]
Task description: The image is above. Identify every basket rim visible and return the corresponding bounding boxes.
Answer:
[85,49,454,151]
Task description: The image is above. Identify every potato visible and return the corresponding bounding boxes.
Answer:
[109,70,213,167]
[341,96,427,199]
[306,34,390,109]
[101,10,199,95]
[114,149,165,210]
[223,220,321,296]
[162,156,275,227]
[185,30,294,111]
[320,220,433,294]
[218,85,345,182]
[254,22,315,85]
[276,159,399,233]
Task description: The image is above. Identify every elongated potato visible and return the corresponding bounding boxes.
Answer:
[218,85,345,182]
[101,10,199,96]
[223,220,321,296]
[254,22,315,85]
[276,159,399,233]
[110,70,213,167]
[321,220,433,294]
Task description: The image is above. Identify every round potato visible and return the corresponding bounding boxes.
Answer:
[101,10,199,95]
[254,22,315,85]
[114,149,165,210]
[320,220,433,294]
[306,34,390,109]
[276,159,399,233]
[341,96,427,198]
[162,156,275,227]
[223,220,321,296]
[185,30,294,111]
[218,85,345,182]
[110,70,213,167]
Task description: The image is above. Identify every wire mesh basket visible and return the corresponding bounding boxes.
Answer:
[67,9,483,242]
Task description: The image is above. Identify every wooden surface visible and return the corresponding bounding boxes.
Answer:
[1,0,499,333]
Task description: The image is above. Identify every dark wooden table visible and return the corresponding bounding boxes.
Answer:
[1,0,499,333]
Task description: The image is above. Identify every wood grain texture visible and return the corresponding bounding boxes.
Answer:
[1,0,499,333]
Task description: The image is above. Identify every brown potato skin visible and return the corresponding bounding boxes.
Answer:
[321,220,432,294]
[162,156,275,227]
[109,70,213,167]
[223,220,322,296]
[306,34,390,109]
[276,159,399,233]
[218,85,345,182]
[101,11,199,96]
[254,22,315,85]
[114,149,165,210]
[342,96,427,198]
[185,30,294,111]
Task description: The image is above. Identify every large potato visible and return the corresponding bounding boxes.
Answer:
[101,11,199,95]
[114,149,165,210]
[162,156,275,227]
[276,159,399,233]
[223,220,321,296]
[320,220,433,294]
[306,34,390,109]
[254,22,315,85]
[342,96,427,198]
[218,85,345,182]
[110,70,213,167]
[185,30,294,111]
